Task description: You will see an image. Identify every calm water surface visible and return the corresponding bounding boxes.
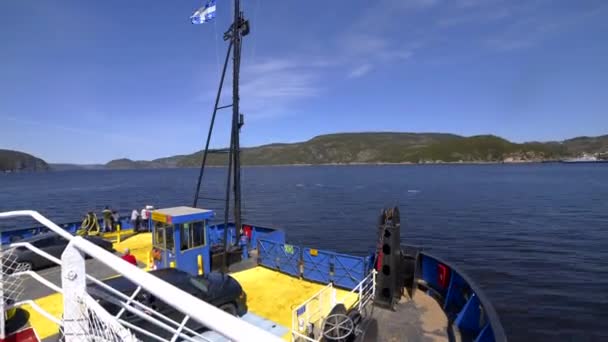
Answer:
[1,164,607,341]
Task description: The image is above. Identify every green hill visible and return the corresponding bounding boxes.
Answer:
[563,135,608,154]
[104,132,608,168]
[0,149,50,172]
[162,132,460,166]
[105,155,188,169]
[50,163,106,171]
[413,135,566,162]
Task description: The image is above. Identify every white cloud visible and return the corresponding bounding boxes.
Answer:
[348,64,373,79]
[338,33,412,78]
[241,60,319,100]
[2,114,155,146]
[472,2,607,51]
[197,57,325,120]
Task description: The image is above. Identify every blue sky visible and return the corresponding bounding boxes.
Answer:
[1,0,607,164]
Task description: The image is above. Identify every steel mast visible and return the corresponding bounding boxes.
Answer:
[192,0,249,272]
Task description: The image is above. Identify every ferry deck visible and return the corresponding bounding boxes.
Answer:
[1,207,505,342]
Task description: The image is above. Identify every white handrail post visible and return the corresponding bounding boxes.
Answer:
[372,270,377,299]
[61,241,88,341]
[358,282,363,312]
[330,284,336,309]
[0,249,5,339]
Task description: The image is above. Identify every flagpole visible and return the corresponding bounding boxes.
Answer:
[191,0,247,273]
[222,0,244,272]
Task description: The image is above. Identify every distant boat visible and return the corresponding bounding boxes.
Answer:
[560,155,608,164]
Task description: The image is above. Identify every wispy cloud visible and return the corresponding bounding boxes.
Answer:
[436,7,510,28]
[213,58,324,120]
[197,0,608,119]
[340,33,413,78]
[2,114,155,146]
[3,115,85,135]
[339,0,424,79]
[348,64,373,79]
[483,4,607,51]
[242,59,319,99]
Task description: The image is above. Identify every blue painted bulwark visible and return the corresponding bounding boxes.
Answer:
[444,271,468,315]
[302,248,332,284]
[254,229,285,245]
[257,239,367,290]
[455,293,481,332]
[416,251,506,342]
[207,224,238,246]
[1,217,285,247]
[257,239,300,276]
[206,223,285,248]
[278,243,301,276]
[1,218,140,244]
[332,252,366,289]
[257,239,281,270]
[474,323,495,342]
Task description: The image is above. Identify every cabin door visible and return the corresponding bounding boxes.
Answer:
[153,223,175,269]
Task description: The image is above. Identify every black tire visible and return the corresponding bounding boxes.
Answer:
[4,308,30,335]
[219,303,237,316]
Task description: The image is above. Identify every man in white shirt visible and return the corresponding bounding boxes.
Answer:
[140,205,153,231]
[131,209,140,231]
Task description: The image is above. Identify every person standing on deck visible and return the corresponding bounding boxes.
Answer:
[131,209,140,231]
[102,206,112,232]
[121,248,137,266]
[140,206,152,231]
[112,210,120,231]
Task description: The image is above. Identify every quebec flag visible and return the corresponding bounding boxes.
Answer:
[191,0,217,24]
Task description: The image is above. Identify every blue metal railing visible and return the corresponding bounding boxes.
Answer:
[0,218,139,244]
[257,238,370,290]
[207,223,285,247]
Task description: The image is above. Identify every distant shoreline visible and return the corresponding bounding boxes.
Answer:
[6,132,606,171]
[40,160,571,171]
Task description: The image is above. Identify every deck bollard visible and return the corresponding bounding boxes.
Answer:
[116,224,121,244]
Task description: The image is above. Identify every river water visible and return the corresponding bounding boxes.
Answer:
[1,164,607,341]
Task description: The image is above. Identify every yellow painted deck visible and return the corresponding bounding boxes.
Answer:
[112,232,153,268]
[24,234,154,340]
[231,266,359,340]
[24,234,360,341]
[23,293,63,339]
[101,229,136,243]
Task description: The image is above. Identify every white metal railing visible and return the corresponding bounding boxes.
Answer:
[0,210,282,342]
[3,241,205,341]
[290,270,377,342]
[348,269,377,313]
[291,283,335,342]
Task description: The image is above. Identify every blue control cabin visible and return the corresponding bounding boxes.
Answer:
[149,206,286,275]
[150,206,214,275]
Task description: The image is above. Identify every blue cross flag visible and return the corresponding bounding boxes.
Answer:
[191,0,217,24]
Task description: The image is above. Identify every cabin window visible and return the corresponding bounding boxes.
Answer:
[180,221,206,251]
[154,222,175,252]
[180,224,190,250]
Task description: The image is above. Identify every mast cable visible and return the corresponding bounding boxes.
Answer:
[213,18,220,79]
